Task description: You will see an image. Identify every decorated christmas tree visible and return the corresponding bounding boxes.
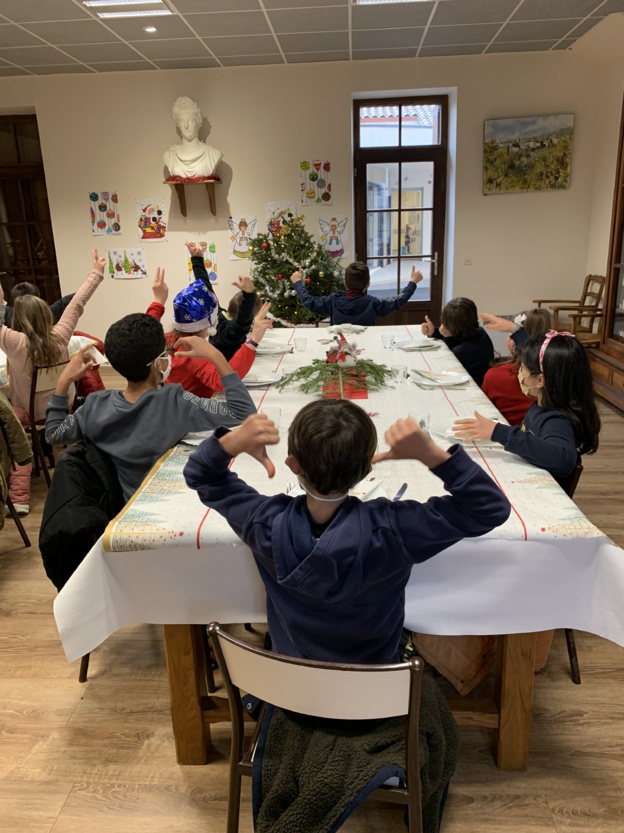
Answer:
[250,214,344,325]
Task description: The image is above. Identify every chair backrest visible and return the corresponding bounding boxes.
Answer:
[29,363,69,424]
[208,622,424,721]
[579,274,606,308]
[563,459,584,499]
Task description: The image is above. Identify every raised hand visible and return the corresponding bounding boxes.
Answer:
[421,315,435,337]
[232,275,254,294]
[218,413,280,477]
[57,344,96,395]
[479,312,515,333]
[452,411,497,442]
[250,301,273,344]
[290,269,303,285]
[410,267,424,284]
[92,248,106,274]
[185,241,206,257]
[152,267,168,306]
[173,335,219,361]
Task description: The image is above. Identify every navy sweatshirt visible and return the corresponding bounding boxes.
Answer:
[431,326,494,387]
[491,402,578,485]
[293,280,416,326]
[184,432,511,665]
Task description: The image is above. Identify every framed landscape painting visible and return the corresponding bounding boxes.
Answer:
[483,114,574,195]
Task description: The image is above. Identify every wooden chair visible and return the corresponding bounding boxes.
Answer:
[561,459,584,685]
[533,274,606,337]
[208,621,425,833]
[5,496,31,548]
[27,363,68,487]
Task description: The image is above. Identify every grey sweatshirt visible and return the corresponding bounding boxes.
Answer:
[45,374,256,501]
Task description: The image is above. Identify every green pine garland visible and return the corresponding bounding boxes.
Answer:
[276,358,392,398]
[250,215,344,325]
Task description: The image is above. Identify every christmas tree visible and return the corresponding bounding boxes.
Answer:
[250,214,343,325]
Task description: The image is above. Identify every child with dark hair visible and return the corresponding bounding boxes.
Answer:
[422,297,494,386]
[186,242,260,360]
[454,331,600,488]
[2,282,75,328]
[184,401,510,664]
[45,313,256,502]
[481,308,552,426]
[290,261,422,326]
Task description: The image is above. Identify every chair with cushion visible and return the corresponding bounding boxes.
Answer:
[533,274,606,340]
[208,621,427,833]
[27,362,68,487]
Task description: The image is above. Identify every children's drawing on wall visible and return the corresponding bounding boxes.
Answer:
[136,198,168,242]
[107,249,147,279]
[265,201,296,235]
[228,216,257,260]
[319,216,348,259]
[90,190,121,236]
[300,160,331,205]
[186,241,218,283]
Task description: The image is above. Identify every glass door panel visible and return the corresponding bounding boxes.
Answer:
[368,258,398,299]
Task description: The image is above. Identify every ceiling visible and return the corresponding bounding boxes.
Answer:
[0,0,622,76]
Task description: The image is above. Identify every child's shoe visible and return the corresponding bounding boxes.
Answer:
[13,504,29,516]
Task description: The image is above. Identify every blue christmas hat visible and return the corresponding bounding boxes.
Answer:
[173,279,219,333]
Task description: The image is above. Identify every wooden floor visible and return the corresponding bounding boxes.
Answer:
[1,400,624,833]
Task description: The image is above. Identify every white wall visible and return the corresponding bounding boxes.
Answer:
[0,18,622,339]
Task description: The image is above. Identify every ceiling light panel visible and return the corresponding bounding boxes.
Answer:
[97,10,173,18]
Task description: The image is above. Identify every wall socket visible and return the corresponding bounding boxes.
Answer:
[464,257,473,266]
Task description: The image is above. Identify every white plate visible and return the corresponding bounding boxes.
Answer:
[409,369,470,387]
[243,371,284,387]
[328,324,367,334]
[430,424,499,449]
[255,343,293,355]
[394,338,440,352]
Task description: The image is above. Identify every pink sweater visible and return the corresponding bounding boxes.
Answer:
[0,270,104,422]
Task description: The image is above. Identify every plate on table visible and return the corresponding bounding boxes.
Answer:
[328,324,367,334]
[394,338,440,352]
[243,371,284,387]
[255,343,293,355]
[430,420,499,448]
[409,369,470,388]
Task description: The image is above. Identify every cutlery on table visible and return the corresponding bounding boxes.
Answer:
[392,483,408,501]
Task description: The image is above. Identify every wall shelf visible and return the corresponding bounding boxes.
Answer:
[164,179,219,218]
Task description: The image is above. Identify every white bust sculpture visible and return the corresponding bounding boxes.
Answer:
[163,96,222,179]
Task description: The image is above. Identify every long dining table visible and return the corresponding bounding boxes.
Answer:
[53,324,624,771]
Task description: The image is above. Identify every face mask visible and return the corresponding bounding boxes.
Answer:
[297,478,349,502]
[518,370,536,398]
[157,353,172,385]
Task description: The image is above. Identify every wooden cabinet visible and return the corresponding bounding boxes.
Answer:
[591,96,624,411]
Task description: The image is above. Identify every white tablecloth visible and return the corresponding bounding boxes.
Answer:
[54,325,624,663]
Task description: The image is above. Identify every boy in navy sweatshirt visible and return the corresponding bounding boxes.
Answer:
[184,400,510,665]
[290,261,422,326]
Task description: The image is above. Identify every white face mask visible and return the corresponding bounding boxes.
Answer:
[157,353,172,385]
[297,478,349,502]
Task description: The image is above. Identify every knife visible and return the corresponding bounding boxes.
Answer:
[392,483,408,501]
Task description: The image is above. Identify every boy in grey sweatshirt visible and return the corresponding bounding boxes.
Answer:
[45,312,256,502]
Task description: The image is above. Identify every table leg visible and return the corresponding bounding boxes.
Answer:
[163,624,210,765]
[494,632,536,771]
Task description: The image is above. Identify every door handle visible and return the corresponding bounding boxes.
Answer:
[421,252,438,276]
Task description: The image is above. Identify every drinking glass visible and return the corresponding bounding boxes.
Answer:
[260,407,281,429]
[391,365,407,383]
[409,412,430,435]
[294,338,307,352]
[381,334,395,349]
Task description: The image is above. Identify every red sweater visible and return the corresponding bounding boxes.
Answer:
[146,302,256,398]
[482,362,533,427]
